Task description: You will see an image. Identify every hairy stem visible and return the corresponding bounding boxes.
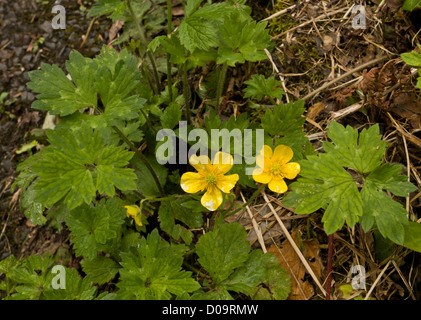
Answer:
[183,62,192,125]
[215,62,228,114]
[166,0,173,102]
[127,0,161,92]
[112,125,165,197]
[140,108,157,134]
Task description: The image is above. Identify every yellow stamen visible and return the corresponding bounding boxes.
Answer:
[206,174,217,185]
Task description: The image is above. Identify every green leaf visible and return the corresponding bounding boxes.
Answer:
[87,0,127,21]
[217,12,270,66]
[131,154,168,197]
[261,100,305,136]
[160,102,182,129]
[260,100,310,160]
[159,199,203,245]
[117,229,200,299]
[31,124,137,209]
[20,183,46,225]
[243,74,284,101]
[6,254,53,300]
[179,16,219,52]
[185,0,204,17]
[28,53,97,116]
[403,222,421,253]
[261,253,291,300]
[0,255,18,277]
[42,268,97,300]
[221,250,269,295]
[401,50,421,68]
[366,163,417,197]
[81,256,120,285]
[283,153,363,235]
[373,230,395,262]
[360,181,408,245]
[196,222,250,284]
[323,122,385,173]
[402,0,421,11]
[65,198,126,259]
[28,46,145,128]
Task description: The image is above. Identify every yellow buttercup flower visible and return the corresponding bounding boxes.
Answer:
[180,152,239,211]
[124,205,143,226]
[252,145,300,193]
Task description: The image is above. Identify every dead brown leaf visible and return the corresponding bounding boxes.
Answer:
[307,102,325,120]
[108,20,124,43]
[268,231,323,300]
[390,93,421,129]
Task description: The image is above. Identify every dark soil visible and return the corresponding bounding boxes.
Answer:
[0,0,108,260]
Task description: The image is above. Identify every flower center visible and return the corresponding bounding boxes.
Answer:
[206,174,217,185]
[271,163,283,176]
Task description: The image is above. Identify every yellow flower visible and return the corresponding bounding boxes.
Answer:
[124,205,143,226]
[180,152,239,211]
[252,145,300,193]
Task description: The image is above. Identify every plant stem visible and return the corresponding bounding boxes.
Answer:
[166,0,173,102]
[183,62,192,125]
[215,62,228,114]
[127,0,161,92]
[183,261,207,278]
[112,125,165,197]
[223,183,266,217]
[148,51,162,92]
[139,108,157,134]
[325,233,334,300]
[267,95,277,105]
[141,63,158,95]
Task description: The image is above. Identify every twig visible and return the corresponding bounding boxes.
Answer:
[240,192,267,253]
[325,233,334,300]
[391,260,416,300]
[271,7,348,40]
[387,112,421,149]
[270,237,310,299]
[260,3,298,22]
[364,260,392,300]
[261,191,327,296]
[402,135,411,216]
[79,17,96,50]
[264,49,290,103]
[302,56,389,101]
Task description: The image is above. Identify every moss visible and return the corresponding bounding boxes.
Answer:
[267,0,295,36]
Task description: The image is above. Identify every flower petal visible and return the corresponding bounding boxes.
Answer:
[134,214,143,227]
[216,174,239,193]
[189,154,211,173]
[180,172,205,193]
[268,178,288,193]
[259,145,273,158]
[252,168,272,184]
[272,145,294,164]
[281,162,300,180]
[124,205,139,218]
[201,185,223,211]
[212,151,234,175]
[256,154,271,169]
